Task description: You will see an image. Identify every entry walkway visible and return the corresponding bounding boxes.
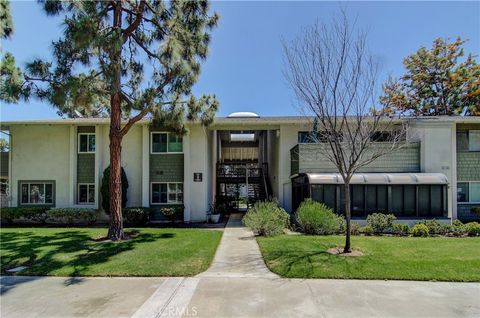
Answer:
[197,212,278,278]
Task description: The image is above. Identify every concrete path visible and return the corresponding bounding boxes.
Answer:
[196,213,278,278]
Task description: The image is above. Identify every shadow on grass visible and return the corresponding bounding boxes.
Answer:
[0,229,176,294]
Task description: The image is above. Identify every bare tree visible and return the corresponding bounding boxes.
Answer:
[283,12,407,253]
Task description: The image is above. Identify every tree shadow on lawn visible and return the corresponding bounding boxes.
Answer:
[0,229,176,293]
[264,246,364,278]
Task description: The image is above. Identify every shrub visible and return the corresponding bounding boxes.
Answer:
[100,166,129,214]
[123,207,150,226]
[366,213,396,234]
[451,220,467,237]
[295,199,344,235]
[243,200,290,237]
[0,207,49,224]
[160,206,184,223]
[361,225,373,236]
[47,208,96,225]
[465,222,480,237]
[350,222,360,235]
[392,223,410,236]
[411,223,429,237]
[418,219,443,235]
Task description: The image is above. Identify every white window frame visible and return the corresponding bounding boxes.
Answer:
[77,183,95,205]
[20,182,54,205]
[150,132,183,154]
[150,182,183,205]
[457,181,480,204]
[78,133,96,153]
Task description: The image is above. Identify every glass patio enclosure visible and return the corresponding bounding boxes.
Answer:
[292,173,449,218]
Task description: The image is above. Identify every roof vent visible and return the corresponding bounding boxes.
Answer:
[227,112,260,118]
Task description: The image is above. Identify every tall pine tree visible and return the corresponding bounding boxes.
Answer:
[1,0,219,240]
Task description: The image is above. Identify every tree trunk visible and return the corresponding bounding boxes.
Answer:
[107,1,125,241]
[343,181,352,253]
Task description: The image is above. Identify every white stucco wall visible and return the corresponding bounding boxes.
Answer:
[10,125,71,207]
[410,122,456,218]
[184,124,210,222]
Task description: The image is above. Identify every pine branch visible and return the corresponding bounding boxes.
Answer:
[122,1,146,42]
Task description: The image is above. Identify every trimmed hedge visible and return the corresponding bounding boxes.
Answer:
[366,213,396,234]
[123,207,150,226]
[1,207,49,224]
[411,223,429,237]
[47,208,97,225]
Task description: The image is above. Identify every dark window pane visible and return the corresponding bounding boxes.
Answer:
[88,135,96,152]
[152,184,160,203]
[418,185,430,216]
[45,183,53,204]
[160,183,168,203]
[152,133,168,152]
[168,134,183,152]
[351,185,365,217]
[457,182,469,202]
[430,185,442,216]
[366,185,377,213]
[311,185,323,202]
[88,185,95,203]
[403,185,416,217]
[79,184,88,203]
[323,185,336,210]
[21,184,28,203]
[391,186,403,216]
[337,186,345,214]
[79,134,88,152]
[30,184,44,203]
[376,185,388,212]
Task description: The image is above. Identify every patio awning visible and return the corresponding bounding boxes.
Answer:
[304,173,448,185]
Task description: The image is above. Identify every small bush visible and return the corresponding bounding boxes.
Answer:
[0,207,49,224]
[295,199,344,235]
[47,208,96,225]
[123,207,150,226]
[411,223,429,237]
[418,219,443,235]
[392,223,410,236]
[243,200,290,237]
[361,225,373,236]
[350,222,360,235]
[366,213,396,234]
[451,220,467,237]
[160,206,184,223]
[465,222,480,237]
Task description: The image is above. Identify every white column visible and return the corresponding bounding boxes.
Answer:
[183,129,191,222]
[8,130,14,207]
[141,124,150,207]
[211,130,217,203]
[68,125,76,206]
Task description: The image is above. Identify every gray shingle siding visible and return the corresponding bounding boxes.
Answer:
[77,153,95,183]
[291,143,420,175]
[457,152,480,181]
[150,154,184,182]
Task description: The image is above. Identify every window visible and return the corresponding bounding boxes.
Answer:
[78,183,95,204]
[20,182,54,205]
[151,132,183,153]
[457,130,480,152]
[151,182,183,204]
[78,133,95,153]
[370,131,393,142]
[458,182,480,203]
[298,131,343,143]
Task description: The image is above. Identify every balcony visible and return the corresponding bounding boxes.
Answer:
[290,142,421,176]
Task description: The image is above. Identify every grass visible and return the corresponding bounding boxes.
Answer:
[0,227,222,277]
[257,235,480,282]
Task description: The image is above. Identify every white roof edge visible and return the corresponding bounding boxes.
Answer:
[305,173,448,185]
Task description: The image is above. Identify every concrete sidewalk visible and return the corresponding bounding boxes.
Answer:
[197,213,278,278]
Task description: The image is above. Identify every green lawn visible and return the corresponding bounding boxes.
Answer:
[0,228,222,276]
[257,235,480,282]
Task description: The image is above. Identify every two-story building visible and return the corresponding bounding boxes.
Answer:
[1,113,479,223]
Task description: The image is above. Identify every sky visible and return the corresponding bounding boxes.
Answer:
[1,1,479,121]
